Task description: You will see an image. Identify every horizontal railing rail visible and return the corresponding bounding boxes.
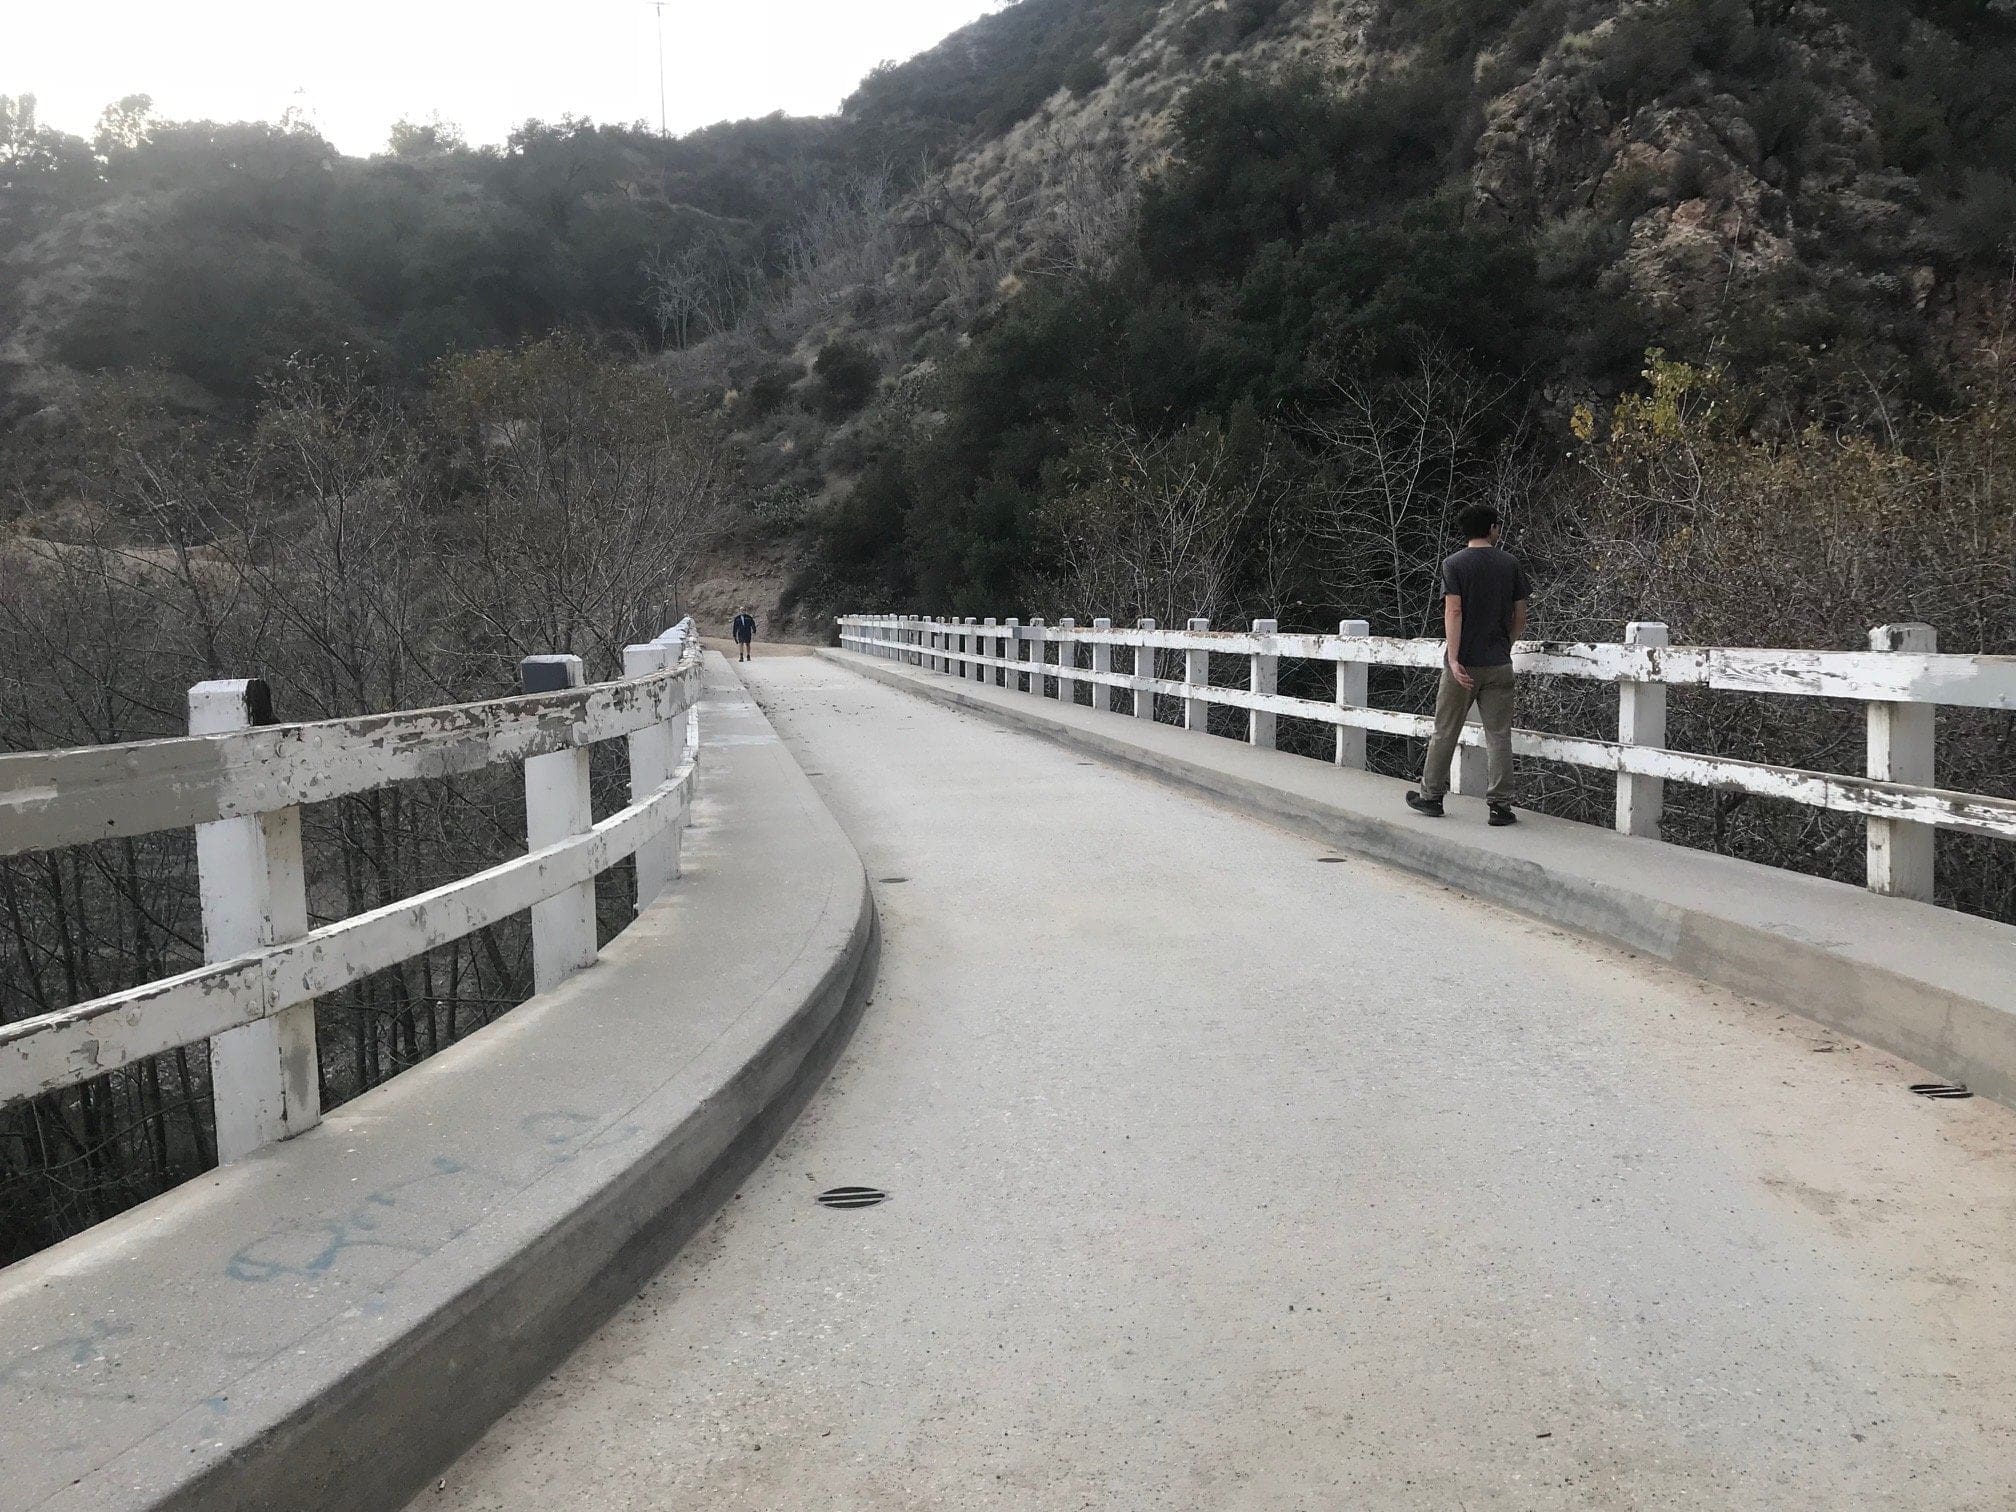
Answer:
[0,620,705,1164]
[838,612,2016,905]
[0,671,691,857]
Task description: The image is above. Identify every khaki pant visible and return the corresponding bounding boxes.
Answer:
[1419,664,1515,803]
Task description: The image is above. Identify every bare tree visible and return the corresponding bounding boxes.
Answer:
[1038,420,1288,629]
[768,166,904,334]
[643,231,760,349]
[432,336,737,673]
[1027,136,1141,283]
[1298,345,1527,635]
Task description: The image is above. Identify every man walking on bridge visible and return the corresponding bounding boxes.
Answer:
[1407,504,1529,827]
[731,607,757,663]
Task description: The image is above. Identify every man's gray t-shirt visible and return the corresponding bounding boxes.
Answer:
[1441,545,1530,668]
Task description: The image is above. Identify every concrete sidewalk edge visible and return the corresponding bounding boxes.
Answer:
[211,694,879,1512]
[258,916,882,1512]
[823,647,2016,1111]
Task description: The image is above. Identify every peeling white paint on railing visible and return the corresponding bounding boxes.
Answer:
[0,621,704,1155]
[839,614,2016,902]
[0,669,693,858]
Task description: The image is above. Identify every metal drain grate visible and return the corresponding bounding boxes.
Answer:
[816,1186,888,1209]
[1316,856,1347,863]
[1910,1083,1973,1099]
[878,876,909,884]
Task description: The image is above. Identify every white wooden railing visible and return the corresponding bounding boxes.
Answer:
[0,621,703,1161]
[839,612,2016,905]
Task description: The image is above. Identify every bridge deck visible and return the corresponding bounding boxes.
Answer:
[424,655,2016,1510]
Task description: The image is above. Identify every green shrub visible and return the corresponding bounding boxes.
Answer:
[1588,0,1780,114]
[806,339,880,419]
[1063,55,1109,97]
[744,364,798,418]
[1933,168,2016,260]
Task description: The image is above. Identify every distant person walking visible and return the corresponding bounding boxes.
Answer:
[1407,504,1529,827]
[731,608,757,663]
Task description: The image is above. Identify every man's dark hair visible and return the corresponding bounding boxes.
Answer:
[1456,504,1501,540]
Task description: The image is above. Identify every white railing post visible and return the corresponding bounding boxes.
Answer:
[1453,729,1489,797]
[625,642,678,909]
[1028,618,1046,697]
[1446,635,1488,797]
[1135,618,1158,721]
[1250,618,1278,749]
[1452,650,1489,796]
[1057,617,1076,704]
[521,654,597,992]
[1334,619,1369,768]
[190,678,320,1163]
[1868,623,1937,900]
[1091,618,1112,712]
[958,618,972,679]
[1616,621,1669,838]
[654,623,695,884]
[1184,618,1210,732]
[983,618,999,685]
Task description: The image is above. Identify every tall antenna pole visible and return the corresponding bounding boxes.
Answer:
[651,1,669,137]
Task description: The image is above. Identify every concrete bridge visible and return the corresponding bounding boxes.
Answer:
[2,613,2014,1509]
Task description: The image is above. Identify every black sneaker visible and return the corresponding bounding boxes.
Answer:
[1405,791,1445,818]
[1488,803,1518,827]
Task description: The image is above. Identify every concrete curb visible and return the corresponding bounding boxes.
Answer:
[824,648,2016,1110]
[2,658,877,1512]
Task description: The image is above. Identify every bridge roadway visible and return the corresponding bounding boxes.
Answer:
[421,653,2016,1510]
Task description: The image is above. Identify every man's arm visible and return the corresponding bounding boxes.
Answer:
[1443,594,1474,691]
[1511,599,1528,641]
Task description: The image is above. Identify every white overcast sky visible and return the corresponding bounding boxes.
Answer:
[10,0,1003,154]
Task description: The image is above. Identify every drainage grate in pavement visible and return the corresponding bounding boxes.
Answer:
[1316,856,1347,863]
[1910,1083,1974,1099]
[878,876,909,884]
[816,1186,888,1209]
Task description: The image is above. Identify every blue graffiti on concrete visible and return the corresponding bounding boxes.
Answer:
[226,1156,467,1282]
[0,1318,136,1404]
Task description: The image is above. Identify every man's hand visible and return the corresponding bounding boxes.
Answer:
[1441,593,1471,691]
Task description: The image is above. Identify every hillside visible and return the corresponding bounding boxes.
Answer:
[3,0,2013,624]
